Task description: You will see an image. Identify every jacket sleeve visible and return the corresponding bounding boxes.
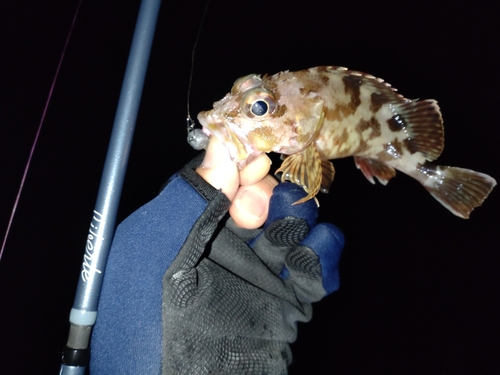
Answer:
[90,160,230,375]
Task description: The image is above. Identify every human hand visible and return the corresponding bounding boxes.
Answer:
[90,139,344,374]
[158,136,344,373]
[196,136,278,229]
[161,169,344,374]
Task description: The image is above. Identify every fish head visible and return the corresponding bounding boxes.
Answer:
[197,72,324,169]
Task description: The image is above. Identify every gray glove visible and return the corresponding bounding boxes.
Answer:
[162,167,344,374]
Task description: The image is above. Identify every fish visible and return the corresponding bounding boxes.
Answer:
[197,66,496,218]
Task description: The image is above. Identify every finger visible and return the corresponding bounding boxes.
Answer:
[239,154,272,186]
[196,137,239,201]
[230,175,278,229]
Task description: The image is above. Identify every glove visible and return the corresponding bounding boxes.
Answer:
[90,158,344,375]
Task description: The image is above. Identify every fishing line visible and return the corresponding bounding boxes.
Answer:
[0,0,83,262]
[186,0,210,150]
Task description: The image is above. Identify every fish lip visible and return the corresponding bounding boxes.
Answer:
[197,111,254,167]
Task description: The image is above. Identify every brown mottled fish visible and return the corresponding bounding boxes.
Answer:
[197,66,496,218]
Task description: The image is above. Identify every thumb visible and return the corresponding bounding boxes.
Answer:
[196,137,240,201]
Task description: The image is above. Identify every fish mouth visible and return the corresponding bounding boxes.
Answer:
[197,111,254,168]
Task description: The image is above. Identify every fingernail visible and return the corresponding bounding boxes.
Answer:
[236,189,267,219]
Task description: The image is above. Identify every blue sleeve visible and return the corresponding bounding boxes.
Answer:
[90,173,210,374]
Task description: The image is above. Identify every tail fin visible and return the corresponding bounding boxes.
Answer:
[419,163,496,218]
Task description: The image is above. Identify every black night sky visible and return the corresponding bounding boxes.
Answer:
[1,1,499,374]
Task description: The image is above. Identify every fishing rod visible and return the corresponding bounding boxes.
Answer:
[60,0,161,373]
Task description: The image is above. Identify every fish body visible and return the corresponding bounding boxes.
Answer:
[197,66,496,218]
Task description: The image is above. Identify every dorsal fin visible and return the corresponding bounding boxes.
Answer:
[323,67,444,161]
[391,99,444,161]
[323,66,406,103]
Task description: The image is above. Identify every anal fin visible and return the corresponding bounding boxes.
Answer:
[354,156,396,185]
[276,144,324,204]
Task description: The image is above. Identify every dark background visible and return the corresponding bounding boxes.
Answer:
[1,0,498,374]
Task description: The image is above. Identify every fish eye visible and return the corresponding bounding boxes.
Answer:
[251,100,268,116]
[241,88,276,119]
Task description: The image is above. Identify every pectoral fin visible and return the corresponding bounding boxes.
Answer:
[276,143,330,204]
